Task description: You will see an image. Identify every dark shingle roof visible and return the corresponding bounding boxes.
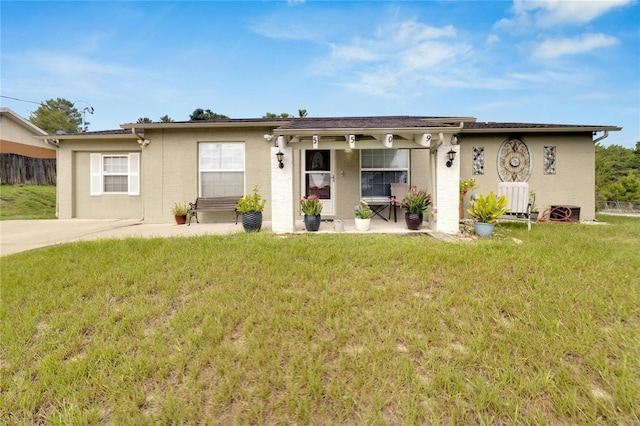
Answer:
[276,116,465,130]
[463,122,618,130]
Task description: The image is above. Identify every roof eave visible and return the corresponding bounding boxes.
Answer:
[121,120,289,130]
[36,133,140,141]
[275,126,464,137]
[461,125,622,133]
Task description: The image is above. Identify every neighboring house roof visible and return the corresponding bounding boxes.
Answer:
[0,107,55,158]
[0,107,47,136]
[38,129,143,142]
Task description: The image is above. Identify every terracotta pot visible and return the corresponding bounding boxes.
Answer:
[405,213,423,230]
[175,215,187,225]
[304,214,321,232]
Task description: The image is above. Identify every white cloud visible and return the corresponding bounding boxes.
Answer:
[497,0,634,29]
[312,18,474,96]
[532,33,619,59]
[486,34,500,45]
[330,42,380,62]
[25,50,137,77]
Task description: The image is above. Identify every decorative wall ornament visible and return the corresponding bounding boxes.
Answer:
[544,146,556,175]
[472,147,484,175]
[497,137,532,182]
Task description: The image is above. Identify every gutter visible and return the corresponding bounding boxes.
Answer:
[593,131,609,144]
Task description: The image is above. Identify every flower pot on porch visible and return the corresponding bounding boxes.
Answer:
[174,215,187,225]
[304,214,321,232]
[404,213,423,230]
[241,211,263,232]
[354,217,371,232]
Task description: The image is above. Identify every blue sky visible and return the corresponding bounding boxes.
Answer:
[1,0,638,147]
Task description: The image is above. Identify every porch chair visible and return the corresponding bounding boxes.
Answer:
[497,182,533,231]
[389,182,410,222]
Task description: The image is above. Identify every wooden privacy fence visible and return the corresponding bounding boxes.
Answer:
[0,154,56,185]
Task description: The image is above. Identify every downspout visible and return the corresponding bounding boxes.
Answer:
[44,138,60,217]
[134,127,150,222]
[593,131,609,144]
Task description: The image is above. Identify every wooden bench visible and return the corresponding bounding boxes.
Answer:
[497,182,533,231]
[187,197,240,226]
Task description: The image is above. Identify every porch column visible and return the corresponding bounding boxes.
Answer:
[271,143,296,233]
[434,141,460,234]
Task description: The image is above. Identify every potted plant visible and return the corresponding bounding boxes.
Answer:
[235,187,266,232]
[300,194,323,231]
[172,202,189,225]
[459,178,478,220]
[354,200,373,231]
[467,191,509,237]
[398,186,431,230]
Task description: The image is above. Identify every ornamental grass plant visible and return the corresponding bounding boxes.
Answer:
[300,194,323,215]
[1,215,639,424]
[399,185,431,214]
[468,191,510,223]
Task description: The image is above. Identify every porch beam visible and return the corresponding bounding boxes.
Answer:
[414,133,432,148]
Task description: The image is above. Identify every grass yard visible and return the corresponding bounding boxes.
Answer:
[1,216,639,424]
[0,185,56,220]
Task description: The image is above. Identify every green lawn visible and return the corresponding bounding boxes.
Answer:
[1,217,639,424]
[0,185,56,220]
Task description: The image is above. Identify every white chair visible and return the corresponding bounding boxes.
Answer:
[497,182,532,231]
[389,183,410,222]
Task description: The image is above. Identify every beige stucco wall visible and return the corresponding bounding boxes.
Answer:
[141,127,274,223]
[57,139,142,219]
[458,132,596,221]
[57,127,597,224]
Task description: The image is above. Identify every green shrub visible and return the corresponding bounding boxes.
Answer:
[235,187,266,213]
[468,191,509,223]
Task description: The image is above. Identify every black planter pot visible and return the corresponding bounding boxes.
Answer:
[404,212,423,230]
[304,214,321,232]
[241,211,262,232]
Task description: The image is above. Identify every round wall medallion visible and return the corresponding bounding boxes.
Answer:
[498,137,532,182]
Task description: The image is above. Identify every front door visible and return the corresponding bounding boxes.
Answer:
[302,149,334,215]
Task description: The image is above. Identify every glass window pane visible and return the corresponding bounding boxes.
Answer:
[360,149,409,197]
[306,150,330,171]
[104,175,128,192]
[199,143,245,196]
[103,156,128,173]
[201,172,244,197]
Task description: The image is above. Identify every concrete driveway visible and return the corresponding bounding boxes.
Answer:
[1,218,446,257]
[0,219,247,257]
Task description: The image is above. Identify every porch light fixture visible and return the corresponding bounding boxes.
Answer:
[446,148,457,168]
[275,150,285,169]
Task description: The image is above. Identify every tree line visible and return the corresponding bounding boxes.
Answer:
[595,142,640,202]
[28,98,308,131]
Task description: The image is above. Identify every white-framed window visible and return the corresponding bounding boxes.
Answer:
[199,143,245,197]
[360,149,409,197]
[90,153,139,196]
